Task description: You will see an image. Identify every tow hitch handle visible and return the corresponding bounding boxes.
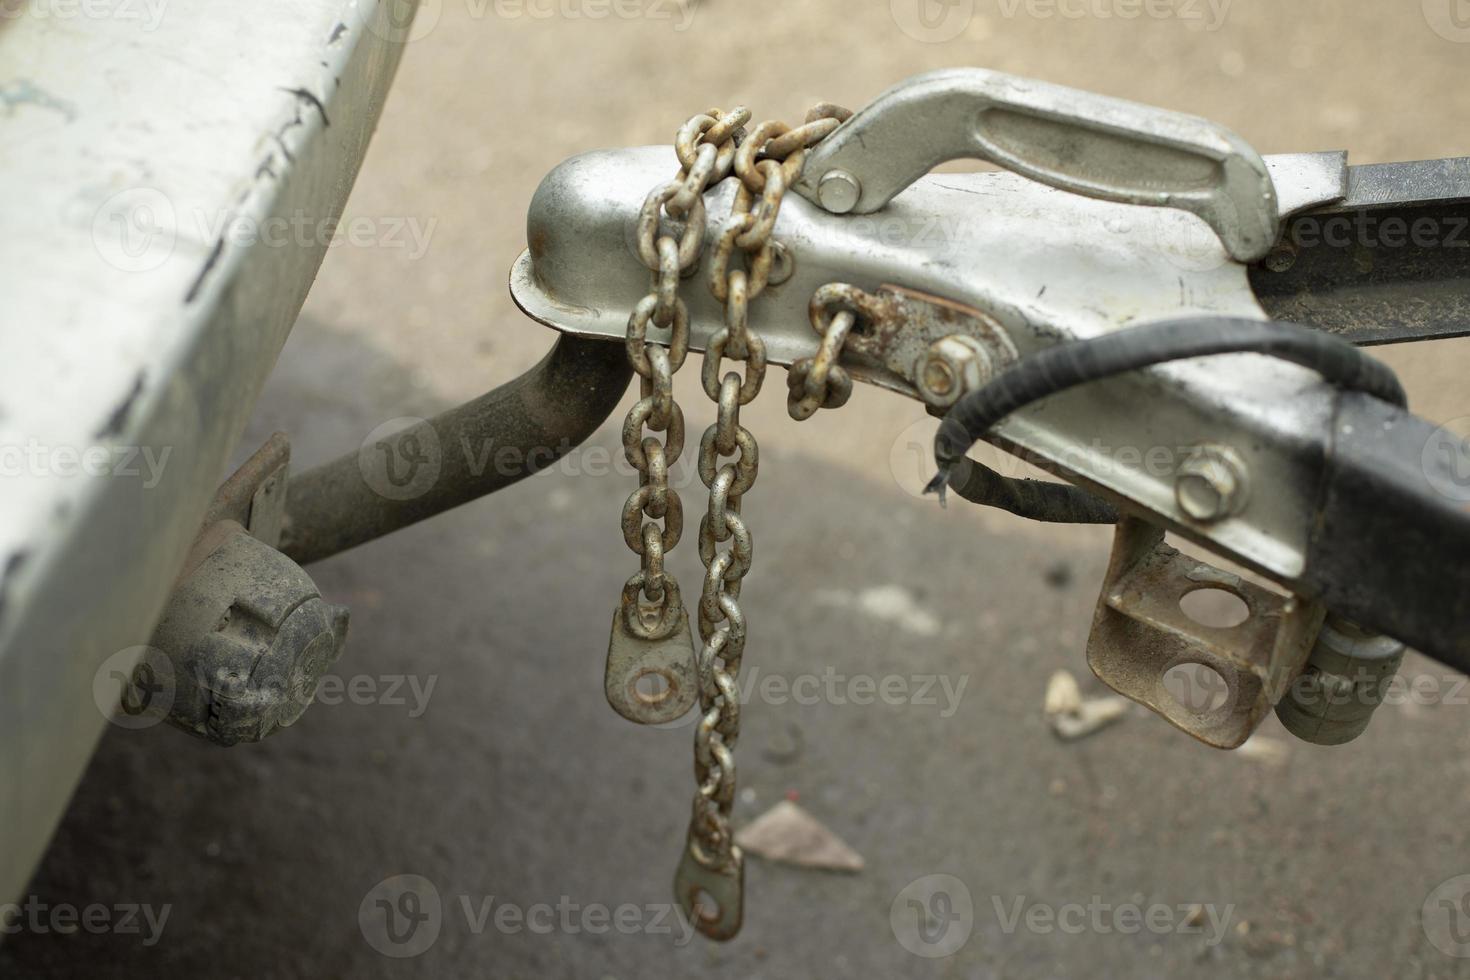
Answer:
[793,67,1281,262]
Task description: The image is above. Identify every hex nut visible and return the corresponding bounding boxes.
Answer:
[1175,445,1249,522]
[914,335,994,408]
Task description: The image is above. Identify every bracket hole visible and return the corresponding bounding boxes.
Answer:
[692,889,720,924]
[633,670,672,705]
[1162,662,1231,714]
[1179,586,1249,629]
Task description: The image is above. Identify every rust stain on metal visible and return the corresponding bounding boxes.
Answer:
[1086,517,1324,749]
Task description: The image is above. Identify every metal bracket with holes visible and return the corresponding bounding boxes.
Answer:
[1086,518,1326,748]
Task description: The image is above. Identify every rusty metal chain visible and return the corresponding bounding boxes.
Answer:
[604,100,852,940]
[604,107,751,729]
[622,105,751,617]
[788,282,870,420]
[674,102,850,941]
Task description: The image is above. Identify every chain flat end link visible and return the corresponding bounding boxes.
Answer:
[674,838,744,941]
[613,99,848,943]
[605,586,698,726]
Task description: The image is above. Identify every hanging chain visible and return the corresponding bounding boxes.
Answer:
[675,102,850,941]
[615,106,750,642]
[608,99,852,940]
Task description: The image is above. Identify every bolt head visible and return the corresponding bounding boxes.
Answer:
[817,170,862,214]
[921,359,957,398]
[914,336,993,408]
[1175,446,1249,522]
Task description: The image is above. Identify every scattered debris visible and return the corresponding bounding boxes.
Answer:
[762,721,805,765]
[1044,669,1130,740]
[1236,734,1290,767]
[734,801,864,872]
[813,585,941,637]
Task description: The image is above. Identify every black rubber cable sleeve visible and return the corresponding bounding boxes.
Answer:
[927,317,1408,507]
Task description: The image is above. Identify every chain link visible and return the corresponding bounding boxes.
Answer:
[616,101,850,940]
[617,107,750,640]
[684,102,850,909]
[791,281,884,420]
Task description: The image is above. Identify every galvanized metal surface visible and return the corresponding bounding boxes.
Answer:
[1260,151,1348,218]
[510,144,1340,588]
[0,0,413,901]
[789,69,1282,262]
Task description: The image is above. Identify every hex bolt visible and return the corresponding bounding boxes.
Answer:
[914,335,995,408]
[1175,445,1249,522]
[816,170,862,214]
